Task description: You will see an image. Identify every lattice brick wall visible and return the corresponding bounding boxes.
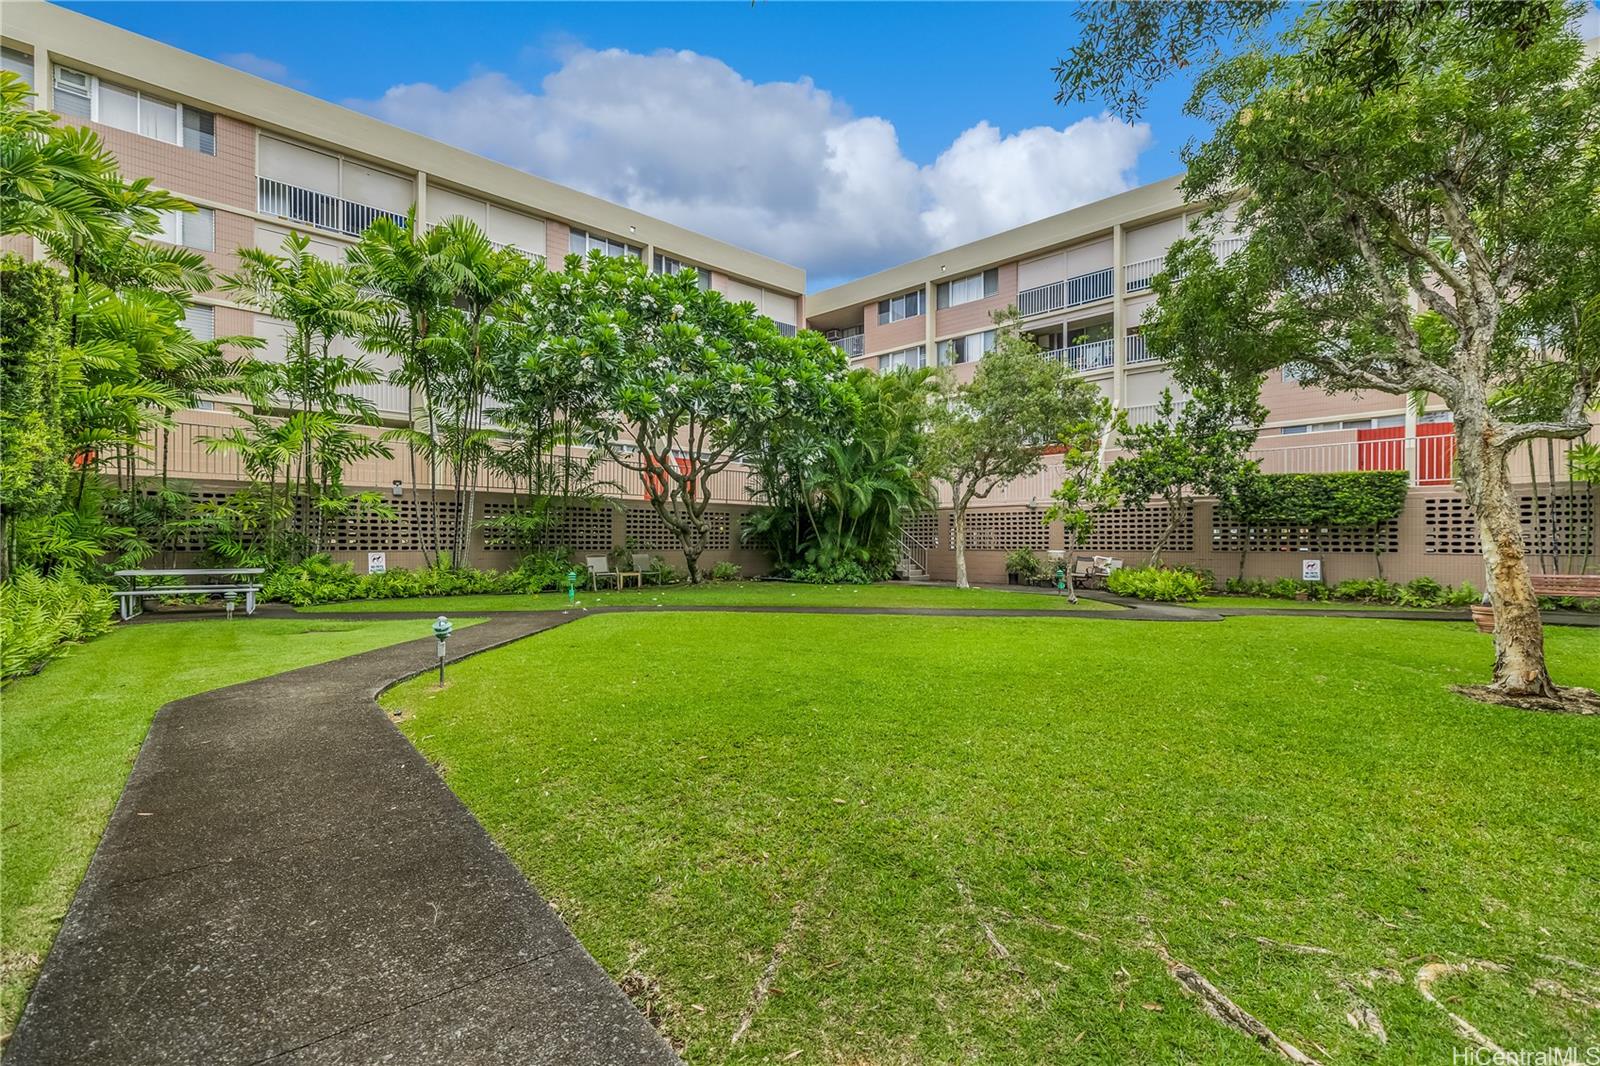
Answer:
[625,507,732,550]
[541,505,616,552]
[1426,493,1597,556]
[905,512,939,548]
[739,514,773,551]
[949,509,1049,551]
[1212,515,1401,554]
[1084,503,1194,553]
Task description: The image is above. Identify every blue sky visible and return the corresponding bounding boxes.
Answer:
[59,1,1600,287]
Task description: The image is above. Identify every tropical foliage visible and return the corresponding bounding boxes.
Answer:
[748,366,938,582]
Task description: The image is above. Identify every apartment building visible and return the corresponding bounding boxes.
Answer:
[0,2,803,572]
[806,174,1596,586]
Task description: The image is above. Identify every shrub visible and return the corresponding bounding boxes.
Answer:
[1004,549,1046,581]
[787,560,876,585]
[262,553,574,607]
[1106,566,1205,602]
[1,569,115,680]
[709,561,742,582]
[643,558,685,585]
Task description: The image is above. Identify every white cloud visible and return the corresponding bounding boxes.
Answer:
[352,48,1150,287]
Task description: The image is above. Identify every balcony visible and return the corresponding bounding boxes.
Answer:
[258,176,406,238]
[1125,333,1158,365]
[833,334,866,359]
[1016,267,1115,318]
[1126,236,1250,293]
[1043,338,1114,373]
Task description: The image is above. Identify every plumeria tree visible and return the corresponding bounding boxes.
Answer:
[926,310,1104,588]
[533,253,845,583]
[1044,395,1119,602]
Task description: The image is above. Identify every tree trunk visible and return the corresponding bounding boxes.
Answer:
[1458,425,1558,697]
[1147,497,1180,568]
[953,503,969,589]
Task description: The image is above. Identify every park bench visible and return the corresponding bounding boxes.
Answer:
[113,568,264,621]
[1530,573,1600,600]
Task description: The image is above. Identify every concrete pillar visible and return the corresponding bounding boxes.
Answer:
[923,280,936,368]
[1111,222,1126,410]
[1404,400,1419,485]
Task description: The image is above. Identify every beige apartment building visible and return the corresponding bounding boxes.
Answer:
[805,174,1597,587]
[3,3,1595,585]
[1,2,802,573]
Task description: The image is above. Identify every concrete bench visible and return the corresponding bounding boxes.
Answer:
[113,568,265,621]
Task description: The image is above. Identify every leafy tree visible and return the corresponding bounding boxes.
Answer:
[538,253,845,584]
[927,310,1104,588]
[0,258,70,578]
[1139,2,1598,697]
[1043,395,1119,602]
[1110,381,1265,567]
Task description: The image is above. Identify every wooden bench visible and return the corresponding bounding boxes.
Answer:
[113,568,265,621]
[1530,573,1600,600]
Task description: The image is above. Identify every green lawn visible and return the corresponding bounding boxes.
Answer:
[0,617,472,1037]
[385,614,1600,1063]
[299,580,1118,614]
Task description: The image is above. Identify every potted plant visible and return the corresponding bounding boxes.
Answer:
[1470,593,1496,634]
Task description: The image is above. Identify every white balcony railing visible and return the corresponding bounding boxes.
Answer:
[258,176,407,238]
[1017,267,1116,318]
[835,334,866,359]
[1125,333,1158,365]
[1043,338,1114,372]
[1126,237,1250,293]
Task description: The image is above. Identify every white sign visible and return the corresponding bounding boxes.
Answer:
[1301,559,1323,583]
[367,552,387,574]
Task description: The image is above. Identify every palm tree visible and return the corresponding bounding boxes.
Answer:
[348,211,458,565]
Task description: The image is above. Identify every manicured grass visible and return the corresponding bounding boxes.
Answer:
[300,580,1118,614]
[1193,595,1461,611]
[386,614,1600,1063]
[0,617,473,1037]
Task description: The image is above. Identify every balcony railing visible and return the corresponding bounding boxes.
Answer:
[1125,333,1158,365]
[1126,237,1250,293]
[258,176,407,238]
[1043,338,1114,372]
[1017,267,1116,318]
[835,334,866,359]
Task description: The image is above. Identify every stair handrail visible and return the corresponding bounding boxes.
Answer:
[896,528,930,573]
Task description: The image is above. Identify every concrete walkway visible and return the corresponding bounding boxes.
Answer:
[7,614,682,1066]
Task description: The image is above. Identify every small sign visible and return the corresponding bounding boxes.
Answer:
[1301,559,1323,583]
[368,552,387,574]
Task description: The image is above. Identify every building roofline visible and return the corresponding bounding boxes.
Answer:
[3,1,805,294]
[806,175,1189,313]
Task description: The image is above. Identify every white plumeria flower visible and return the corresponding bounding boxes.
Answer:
[671,303,685,317]
[729,382,744,394]
[665,383,679,395]
[692,334,704,347]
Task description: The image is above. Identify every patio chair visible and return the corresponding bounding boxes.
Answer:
[633,553,660,584]
[585,555,620,590]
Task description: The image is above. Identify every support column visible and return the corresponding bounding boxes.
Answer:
[1110,223,1126,411]
[924,280,936,369]
[1404,400,1419,486]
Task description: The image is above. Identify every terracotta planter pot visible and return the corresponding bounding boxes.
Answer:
[1470,604,1496,633]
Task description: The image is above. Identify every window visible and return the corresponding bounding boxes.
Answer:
[52,66,216,155]
[773,322,797,338]
[570,228,641,260]
[182,304,216,341]
[2,47,35,88]
[877,289,923,324]
[938,330,996,366]
[154,207,215,251]
[878,345,927,372]
[653,253,711,289]
[937,268,999,310]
